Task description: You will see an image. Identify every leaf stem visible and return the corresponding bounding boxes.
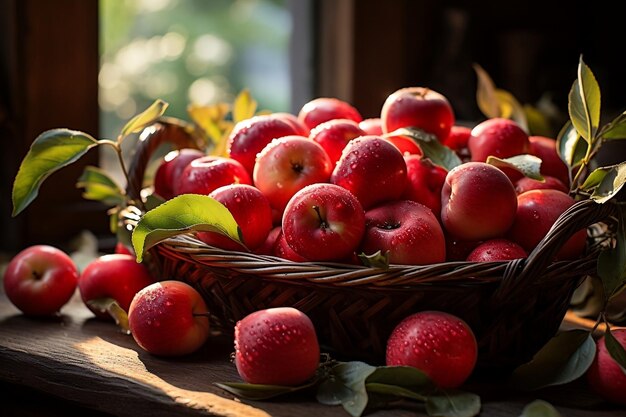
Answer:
[100,137,146,211]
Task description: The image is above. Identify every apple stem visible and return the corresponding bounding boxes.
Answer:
[31,271,42,280]
[312,205,328,229]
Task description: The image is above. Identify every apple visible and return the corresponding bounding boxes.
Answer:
[445,235,483,262]
[114,242,134,256]
[196,184,273,252]
[309,119,365,166]
[529,136,570,186]
[297,97,362,131]
[128,280,210,356]
[508,189,586,260]
[358,118,383,135]
[402,155,447,217]
[331,136,407,209]
[441,162,517,241]
[514,175,569,195]
[385,134,423,156]
[466,239,527,262]
[274,230,309,262]
[282,183,365,261]
[272,112,310,136]
[227,114,301,176]
[587,329,626,406]
[174,156,251,196]
[361,200,446,265]
[468,118,530,162]
[79,254,154,319]
[386,311,477,388]
[3,245,79,316]
[381,87,455,141]
[443,125,472,152]
[235,307,320,385]
[253,226,282,256]
[153,148,204,200]
[254,136,333,213]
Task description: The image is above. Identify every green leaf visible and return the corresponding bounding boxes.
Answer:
[494,90,529,133]
[365,383,426,402]
[556,121,587,169]
[510,330,596,391]
[233,89,257,123]
[358,250,390,269]
[587,162,626,203]
[120,99,168,138]
[12,129,99,216]
[386,128,462,171]
[605,327,626,372]
[215,379,318,401]
[486,154,544,181]
[366,365,433,392]
[87,298,130,334]
[524,104,552,137]
[602,111,626,140]
[316,362,376,417]
[425,390,481,417]
[76,166,125,206]
[568,56,601,143]
[131,194,243,262]
[519,400,562,417]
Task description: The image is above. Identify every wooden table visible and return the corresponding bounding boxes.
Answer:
[0,291,623,417]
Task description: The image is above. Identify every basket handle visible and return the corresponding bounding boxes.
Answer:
[125,117,203,203]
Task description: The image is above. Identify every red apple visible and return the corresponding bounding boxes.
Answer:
[309,119,365,166]
[254,226,282,256]
[175,156,251,196]
[196,184,272,251]
[381,87,455,141]
[466,239,527,262]
[154,148,204,200]
[274,231,309,262]
[445,235,483,262]
[3,245,79,316]
[508,189,586,260]
[235,307,320,385]
[331,136,407,209]
[297,97,362,131]
[443,125,472,152]
[114,242,134,256]
[272,112,310,136]
[514,175,569,195]
[227,115,301,176]
[359,118,383,135]
[254,136,332,213]
[385,135,423,156]
[79,254,154,319]
[468,118,530,162]
[441,162,517,241]
[529,136,570,186]
[282,183,365,261]
[587,329,626,406]
[386,311,477,388]
[402,155,448,217]
[361,200,446,265]
[128,281,210,356]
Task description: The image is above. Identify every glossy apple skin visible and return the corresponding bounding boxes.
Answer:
[254,136,333,213]
[466,239,527,262]
[386,311,477,389]
[309,119,365,166]
[468,118,530,162]
[381,87,455,141]
[441,162,517,241]
[443,125,472,151]
[175,156,251,196]
[331,136,407,209]
[508,189,586,260]
[402,155,447,218]
[529,136,570,186]
[358,118,383,135]
[385,135,423,156]
[3,245,79,316]
[587,329,626,406]
[196,184,272,251]
[514,175,568,195]
[274,231,309,262]
[154,148,204,200]
[235,307,320,385]
[253,226,282,256]
[79,254,154,319]
[272,112,310,136]
[227,115,301,176]
[361,200,446,265]
[282,183,365,261]
[297,97,362,131]
[128,281,210,357]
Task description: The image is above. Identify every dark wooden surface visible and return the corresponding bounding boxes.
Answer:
[0,289,624,417]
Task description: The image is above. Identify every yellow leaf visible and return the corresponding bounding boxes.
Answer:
[188,103,230,144]
[233,89,257,123]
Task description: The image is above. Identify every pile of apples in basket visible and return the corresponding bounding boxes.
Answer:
[5,58,626,416]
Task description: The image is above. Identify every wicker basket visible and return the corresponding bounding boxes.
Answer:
[126,120,619,373]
